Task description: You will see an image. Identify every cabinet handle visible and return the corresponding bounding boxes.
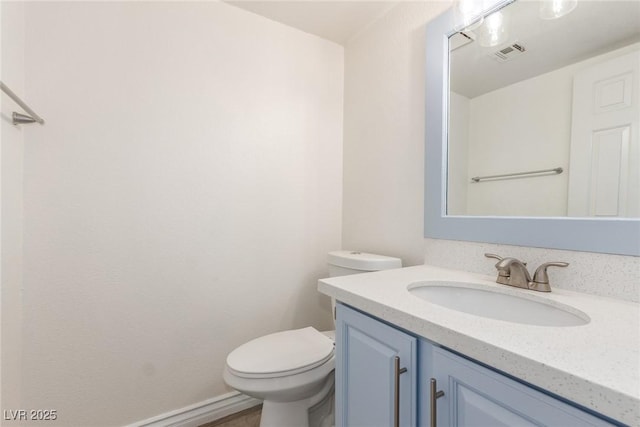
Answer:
[429,378,445,427]
[394,356,407,427]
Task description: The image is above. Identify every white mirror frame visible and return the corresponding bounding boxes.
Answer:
[424,3,640,256]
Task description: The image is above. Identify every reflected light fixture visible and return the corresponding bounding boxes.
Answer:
[454,0,485,30]
[478,10,509,47]
[539,0,578,19]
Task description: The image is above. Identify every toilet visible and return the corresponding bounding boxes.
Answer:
[223,250,402,427]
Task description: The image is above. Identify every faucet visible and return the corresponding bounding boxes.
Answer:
[485,254,568,292]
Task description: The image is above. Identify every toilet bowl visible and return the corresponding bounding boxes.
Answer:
[223,251,402,427]
[223,328,335,427]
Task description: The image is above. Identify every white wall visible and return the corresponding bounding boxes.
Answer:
[342,1,640,302]
[343,1,450,267]
[447,91,469,215]
[15,2,343,425]
[1,0,25,412]
[466,68,571,216]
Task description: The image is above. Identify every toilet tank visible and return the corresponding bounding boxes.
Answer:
[328,250,402,277]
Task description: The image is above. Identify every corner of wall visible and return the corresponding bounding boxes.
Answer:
[0,0,26,412]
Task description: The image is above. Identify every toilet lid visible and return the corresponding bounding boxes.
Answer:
[226,327,334,378]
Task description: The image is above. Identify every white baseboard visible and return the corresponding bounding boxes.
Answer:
[128,391,261,427]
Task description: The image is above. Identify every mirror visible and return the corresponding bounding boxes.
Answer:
[425,0,640,255]
[448,0,640,217]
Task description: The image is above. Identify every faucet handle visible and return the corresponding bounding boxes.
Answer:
[532,262,569,291]
[485,253,527,265]
[484,253,503,261]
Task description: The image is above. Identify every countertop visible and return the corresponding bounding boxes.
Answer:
[318,264,640,426]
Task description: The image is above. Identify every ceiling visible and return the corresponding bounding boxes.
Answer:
[225,1,399,45]
[224,1,640,93]
[451,1,640,98]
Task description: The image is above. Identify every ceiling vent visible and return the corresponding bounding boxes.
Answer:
[450,31,476,51]
[491,42,526,62]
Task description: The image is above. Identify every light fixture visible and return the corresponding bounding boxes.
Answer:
[478,10,509,47]
[539,0,578,20]
[453,0,485,30]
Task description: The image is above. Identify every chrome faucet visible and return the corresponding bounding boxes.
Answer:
[485,254,568,292]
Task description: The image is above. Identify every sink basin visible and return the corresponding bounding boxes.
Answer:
[408,281,590,327]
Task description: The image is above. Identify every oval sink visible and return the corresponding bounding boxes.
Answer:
[408,281,590,327]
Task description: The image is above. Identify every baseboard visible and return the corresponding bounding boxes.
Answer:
[128,391,262,427]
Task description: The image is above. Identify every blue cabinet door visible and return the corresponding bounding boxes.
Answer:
[336,303,417,427]
[423,343,615,427]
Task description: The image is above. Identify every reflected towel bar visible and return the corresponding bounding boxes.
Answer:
[471,167,563,183]
[0,81,45,125]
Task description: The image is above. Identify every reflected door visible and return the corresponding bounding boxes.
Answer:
[568,49,640,217]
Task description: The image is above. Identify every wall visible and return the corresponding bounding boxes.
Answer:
[16,2,343,425]
[1,0,25,412]
[466,68,571,217]
[342,1,640,302]
[343,1,449,267]
[447,91,469,215]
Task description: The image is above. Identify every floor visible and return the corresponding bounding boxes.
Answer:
[199,405,261,427]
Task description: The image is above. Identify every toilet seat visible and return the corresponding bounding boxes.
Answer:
[226,327,334,379]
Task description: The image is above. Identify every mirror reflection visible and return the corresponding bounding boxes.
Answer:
[447,0,640,218]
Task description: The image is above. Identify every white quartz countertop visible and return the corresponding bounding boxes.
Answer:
[318,264,640,426]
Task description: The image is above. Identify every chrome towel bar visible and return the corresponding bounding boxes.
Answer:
[0,81,45,125]
[471,167,562,183]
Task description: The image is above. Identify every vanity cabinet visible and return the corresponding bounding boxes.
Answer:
[422,343,615,427]
[336,303,617,427]
[335,303,417,427]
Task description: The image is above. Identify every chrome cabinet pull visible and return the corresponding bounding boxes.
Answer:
[393,356,407,427]
[429,378,445,427]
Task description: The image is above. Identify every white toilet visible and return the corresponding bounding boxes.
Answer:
[223,250,402,427]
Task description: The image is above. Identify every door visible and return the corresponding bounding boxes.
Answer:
[568,49,640,217]
[336,303,417,427]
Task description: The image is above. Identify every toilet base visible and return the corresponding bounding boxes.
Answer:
[259,376,334,427]
[260,400,310,427]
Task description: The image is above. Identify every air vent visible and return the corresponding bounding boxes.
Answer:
[491,42,526,62]
[450,31,476,51]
